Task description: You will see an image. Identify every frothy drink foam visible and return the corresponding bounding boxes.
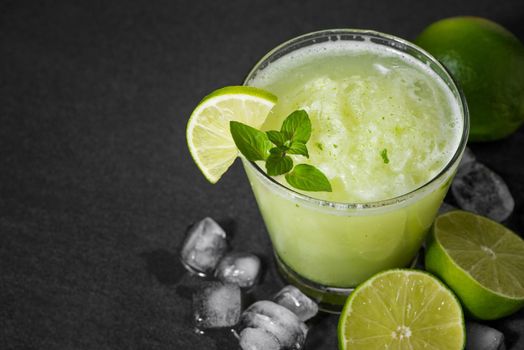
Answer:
[248,40,462,202]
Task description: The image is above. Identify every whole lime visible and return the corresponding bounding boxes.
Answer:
[415,17,524,141]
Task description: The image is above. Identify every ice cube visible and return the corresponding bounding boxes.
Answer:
[193,282,241,330]
[273,285,318,321]
[451,162,514,222]
[438,202,457,215]
[466,322,506,350]
[180,217,228,275]
[215,252,261,288]
[239,328,281,350]
[240,300,307,349]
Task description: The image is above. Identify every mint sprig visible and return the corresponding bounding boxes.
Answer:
[229,110,332,192]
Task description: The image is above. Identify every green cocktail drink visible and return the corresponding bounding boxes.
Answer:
[242,30,468,310]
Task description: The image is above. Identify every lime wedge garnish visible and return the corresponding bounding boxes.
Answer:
[426,210,524,319]
[186,86,277,183]
[338,269,465,350]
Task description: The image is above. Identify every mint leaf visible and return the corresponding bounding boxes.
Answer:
[269,146,292,156]
[269,146,285,155]
[281,110,311,143]
[266,130,287,147]
[230,121,272,161]
[380,148,389,164]
[266,154,293,176]
[287,141,309,158]
[285,164,332,192]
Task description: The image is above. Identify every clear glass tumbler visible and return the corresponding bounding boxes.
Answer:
[242,29,469,312]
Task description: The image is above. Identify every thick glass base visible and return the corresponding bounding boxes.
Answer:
[274,251,421,314]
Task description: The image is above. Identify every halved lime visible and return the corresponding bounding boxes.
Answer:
[186,86,277,183]
[338,269,465,350]
[426,210,524,320]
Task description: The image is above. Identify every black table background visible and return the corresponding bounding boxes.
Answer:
[2,1,524,349]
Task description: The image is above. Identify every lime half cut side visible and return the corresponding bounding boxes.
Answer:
[426,210,524,320]
[338,269,465,350]
[186,86,277,183]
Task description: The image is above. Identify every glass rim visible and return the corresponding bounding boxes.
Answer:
[242,28,470,210]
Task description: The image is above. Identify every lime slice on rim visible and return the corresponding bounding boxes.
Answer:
[426,210,524,320]
[186,86,277,183]
[338,269,465,350]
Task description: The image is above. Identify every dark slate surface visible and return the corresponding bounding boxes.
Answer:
[1,1,523,349]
